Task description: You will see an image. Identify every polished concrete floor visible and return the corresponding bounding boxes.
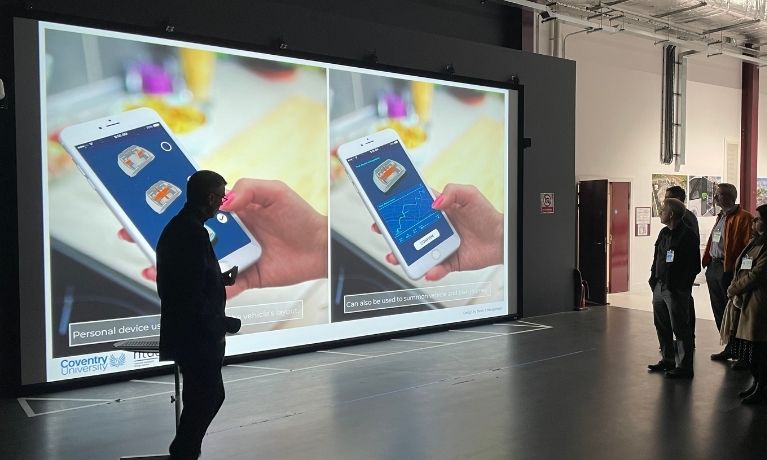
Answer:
[2,306,767,460]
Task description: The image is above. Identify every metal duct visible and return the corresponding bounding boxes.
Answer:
[661,45,677,165]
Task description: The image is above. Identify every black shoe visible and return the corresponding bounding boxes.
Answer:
[739,380,758,398]
[710,350,732,361]
[732,359,749,370]
[665,368,694,379]
[648,360,675,372]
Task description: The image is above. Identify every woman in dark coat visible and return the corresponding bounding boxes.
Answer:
[720,204,767,404]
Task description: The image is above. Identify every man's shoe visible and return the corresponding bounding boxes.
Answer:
[710,350,732,361]
[732,359,749,370]
[648,360,675,372]
[665,368,694,379]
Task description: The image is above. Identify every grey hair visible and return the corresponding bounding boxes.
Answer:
[663,198,687,220]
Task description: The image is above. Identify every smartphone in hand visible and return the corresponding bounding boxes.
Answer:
[337,129,460,279]
[59,108,261,272]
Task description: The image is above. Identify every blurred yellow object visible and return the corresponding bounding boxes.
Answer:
[204,96,328,215]
[124,98,206,134]
[411,81,434,125]
[47,139,74,180]
[423,117,505,212]
[179,48,216,101]
[380,119,427,149]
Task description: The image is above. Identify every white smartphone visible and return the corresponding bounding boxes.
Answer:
[337,128,460,279]
[59,107,262,271]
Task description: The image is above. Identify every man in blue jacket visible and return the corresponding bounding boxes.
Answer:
[648,198,701,379]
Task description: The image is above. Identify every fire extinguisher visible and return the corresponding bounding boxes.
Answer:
[574,268,589,311]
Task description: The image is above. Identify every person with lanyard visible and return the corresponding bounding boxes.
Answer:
[718,204,767,404]
[703,183,753,363]
[647,198,701,379]
[665,185,699,346]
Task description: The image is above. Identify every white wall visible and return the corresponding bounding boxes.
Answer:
[553,23,766,294]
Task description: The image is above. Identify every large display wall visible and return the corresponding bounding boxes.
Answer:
[15,19,518,384]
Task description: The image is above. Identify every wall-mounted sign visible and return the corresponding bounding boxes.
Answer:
[540,193,555,214]
[635,207,651,236]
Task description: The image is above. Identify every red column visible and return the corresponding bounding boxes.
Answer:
[741,61,758,213]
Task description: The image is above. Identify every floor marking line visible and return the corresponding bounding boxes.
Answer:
[22,326,553,417]
[448,330,507,335]
[23,401,113,417]
[493,323,539,327]
[16,398,35,417]
[516,320,552,328]
[226,364,289,372]
[391,338,448,344]
[316,350,370,357]
[23,397,113,402]
[131,379,176,386]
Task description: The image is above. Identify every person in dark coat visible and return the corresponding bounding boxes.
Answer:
[648,198,701,379]
[665,185,700,345]
[157,170,239,459]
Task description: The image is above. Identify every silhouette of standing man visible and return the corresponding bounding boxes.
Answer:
[157,170,239,460]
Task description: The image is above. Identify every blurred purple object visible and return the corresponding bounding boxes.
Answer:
[385,93,407,118]
[139,63,173,94]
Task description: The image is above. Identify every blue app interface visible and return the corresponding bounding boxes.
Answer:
[76,123,251,258]
[347,139,453,265]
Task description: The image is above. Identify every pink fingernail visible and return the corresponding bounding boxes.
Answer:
[220,191,236,209]
[432,194,444,209]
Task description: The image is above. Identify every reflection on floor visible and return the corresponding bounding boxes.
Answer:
[3,307,767,460]
[609,283,715,321]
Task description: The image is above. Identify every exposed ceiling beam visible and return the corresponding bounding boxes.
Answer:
[702,19,760,35]
[500,0,767,66]
[652,2,707,19]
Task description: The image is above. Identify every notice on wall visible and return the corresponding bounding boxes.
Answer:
[540,193,555,214]
[635,207,651,236]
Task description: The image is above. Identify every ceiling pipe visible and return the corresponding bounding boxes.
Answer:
[503,0,767,66]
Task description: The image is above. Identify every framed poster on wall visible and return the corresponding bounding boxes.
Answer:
[635,207,651,236]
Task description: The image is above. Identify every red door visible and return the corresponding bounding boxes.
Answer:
[609,182,630,293]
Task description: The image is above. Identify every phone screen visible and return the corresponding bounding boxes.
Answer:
[75,122,251,258]
[346,140,454,265]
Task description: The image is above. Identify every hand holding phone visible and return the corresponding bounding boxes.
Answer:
[338,129,461,279]
[117,178,329,298]
[372,183,504,281]
[59,108,262,272]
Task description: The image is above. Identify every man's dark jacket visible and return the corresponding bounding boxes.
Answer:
[649,222,701,291]
[156,204,226,362]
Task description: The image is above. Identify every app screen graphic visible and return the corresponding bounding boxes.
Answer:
[75,123,251,257]
[347,140,454,265]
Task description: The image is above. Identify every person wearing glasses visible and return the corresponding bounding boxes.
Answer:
[703,183,753,364]
[156,170,240,459]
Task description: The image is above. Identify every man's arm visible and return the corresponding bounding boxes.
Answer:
[649,236,660,289]
[684,228,702,284]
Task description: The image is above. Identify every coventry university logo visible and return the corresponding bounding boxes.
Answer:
[109,353,127,368]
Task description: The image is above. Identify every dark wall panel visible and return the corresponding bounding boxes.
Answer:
[0,0,573,394]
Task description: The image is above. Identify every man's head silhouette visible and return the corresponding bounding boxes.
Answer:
[187,170,227,219]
